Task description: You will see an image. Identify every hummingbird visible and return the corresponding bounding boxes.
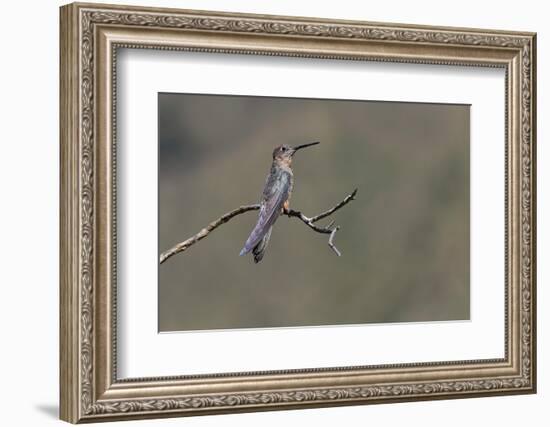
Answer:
[239,141,320,263]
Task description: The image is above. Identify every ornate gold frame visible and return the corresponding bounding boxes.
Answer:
[60,2,537,423]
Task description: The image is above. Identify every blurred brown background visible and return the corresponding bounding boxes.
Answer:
[158,93,469,332]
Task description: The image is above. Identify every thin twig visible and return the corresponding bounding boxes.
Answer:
[160,189,357,264]
[284,189,357,256]
[328,226,342,256]
[309,188,358,223]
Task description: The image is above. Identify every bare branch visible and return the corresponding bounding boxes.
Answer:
[328,226,342,256]
[310,188,358,223]
[159,189,357,264]
[159,204,259,264]
[284,189,357,256]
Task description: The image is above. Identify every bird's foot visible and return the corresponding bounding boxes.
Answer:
[282,200,290,214]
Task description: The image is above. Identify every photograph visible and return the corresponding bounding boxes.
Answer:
[57,3,536,422]
[158,93,470,332]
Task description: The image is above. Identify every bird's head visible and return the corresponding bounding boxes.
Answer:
[272,141,320,165]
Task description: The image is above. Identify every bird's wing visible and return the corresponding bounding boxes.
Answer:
[239,169,291,256]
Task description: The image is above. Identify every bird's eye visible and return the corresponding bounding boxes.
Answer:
[281,147,287,151]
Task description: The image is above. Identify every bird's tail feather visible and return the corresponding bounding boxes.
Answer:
[252,226,272,263]
[240,219,270,257]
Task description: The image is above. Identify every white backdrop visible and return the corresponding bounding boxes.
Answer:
[117,50,505,377]
[0,1,545,426]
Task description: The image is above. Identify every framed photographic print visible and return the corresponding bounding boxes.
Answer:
[59,2,537,423]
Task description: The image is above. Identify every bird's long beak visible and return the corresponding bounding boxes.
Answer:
[292,141,320,153]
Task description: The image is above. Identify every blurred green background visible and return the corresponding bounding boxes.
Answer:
[158,93,470,332]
